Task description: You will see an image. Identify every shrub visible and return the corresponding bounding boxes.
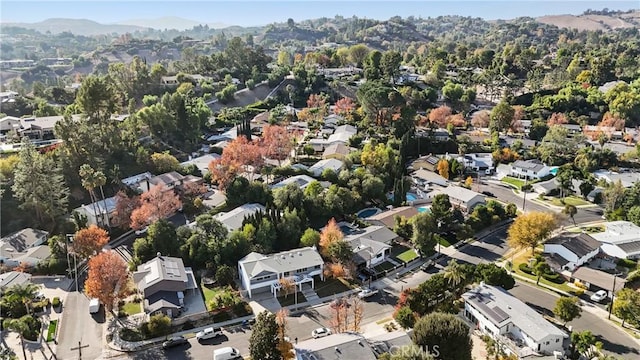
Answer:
[182,320,195,330]
[52,297,61,308]
[519,263,533,275]
[617,258,638,269]
[542,273,564,284]
[141,314,171,338]
[571,288,585,296]
[574,281,588,290]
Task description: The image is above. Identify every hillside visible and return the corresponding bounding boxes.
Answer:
[536,10,640,31]
[115,17,231,31]
[1,18,148,35]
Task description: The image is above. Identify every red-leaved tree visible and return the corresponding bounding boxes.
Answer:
[113,191,141,229]
[428,106,452,128]
[130,184,181,230]
[547,112,568,126]
[334,97,355,117]
[209,136,264,189]
[84,251,129,313]
[73,224,109,259]
[261,125,293,166]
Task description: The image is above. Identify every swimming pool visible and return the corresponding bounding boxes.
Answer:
[417,206,431,213]
[357,208,382,218]
[406,193,418,201]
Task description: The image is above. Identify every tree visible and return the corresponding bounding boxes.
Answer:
[554,296,582,325]
[2,283,41,317]
[12,140,69,225]
[150,152,180,173]
[348,44,370,67]
[412,312,472,360]
[249,311,281,360]
[394,305,416,329]
[79,164,108,226]
[350,295,364,332]
[215,265,236,287]
[261,125,293,166]
[113,191,141,229]
[547,112,568,126]
[144,314,171,338]
[507,212,557,255]
[300,228,320,247]
[209,136,264,189]
[275,309,295,360]
[471,110,490,128]
[533,258,550,285]
[278,277,296,299]
[130,184,182,230]
[571,330,598,360]
[319,218,344,257]
[326,240,353,264]
[489,100,515,133]
[436,159,449,180]
[2,317,31,360]
[443,259,466,291]
[464,176,473,188]
[411,212,438,255]
[612,288,640,327]
[73,225,109,259]
[430,194,453,232]
[84,250,129,313]
[428,106,452,128]
[563,204,578,225]
[474,263,515,289]
[627,206,640,226]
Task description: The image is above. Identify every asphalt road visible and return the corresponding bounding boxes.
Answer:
[57,292,105,360]
[443,226,510,265]
[509,282,640,360]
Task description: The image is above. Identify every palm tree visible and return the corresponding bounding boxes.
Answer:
[3,317,29,360]
[4,283,41,316]
[79,164,109,227]
[443,259,465,293]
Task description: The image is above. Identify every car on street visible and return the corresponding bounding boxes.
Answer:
[590,290,608,302]
[420,260,434,271]
[481,191,495,197]
[312,327,332,338]
[135,226,148,235]
[196,327,223,341]
[162,336,188,349]
[357,288,379,298]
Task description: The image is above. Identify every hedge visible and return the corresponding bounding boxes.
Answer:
[542,273,565,284]
[519,263,533,275]
[617,258,638,269]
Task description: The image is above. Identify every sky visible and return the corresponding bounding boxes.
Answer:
[1,0,638,27]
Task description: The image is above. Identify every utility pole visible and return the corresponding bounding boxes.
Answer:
[70,341,89,360]
[74,252,79,293]
[608,273,621,320]
[522,177,528,212]
[65,234,73,279]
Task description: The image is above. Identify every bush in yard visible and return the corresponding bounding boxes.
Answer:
[52,297,61,308]
[543,273,564,284]
[141,314,171,338]
[519,263,533,275]
[215,265,236,287]
[617,258,637,269]
[393,306,416,329]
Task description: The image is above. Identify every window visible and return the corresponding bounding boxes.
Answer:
[556,339,559,343]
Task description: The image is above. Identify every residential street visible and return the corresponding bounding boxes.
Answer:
[57,292,105,360]
[509,282,640,360]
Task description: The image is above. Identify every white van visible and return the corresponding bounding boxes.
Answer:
[213,346,241,360]
[89,298,100,314]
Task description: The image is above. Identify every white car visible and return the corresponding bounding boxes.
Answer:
[312,327,331,339]
[358,288,379,299]
[196,327,223,341]
[134,226,148,235]
[590,290,608,302]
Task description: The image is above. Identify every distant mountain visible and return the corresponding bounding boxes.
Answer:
[535,10,639,31]
[115,16,231,31]
[0,18,148,35]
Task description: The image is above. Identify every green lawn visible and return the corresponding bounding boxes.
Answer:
[122,302,142,316]
[396,249,419,263]
[46,320,57,342]
[373,261,396,273]
[501,177,525,189]
[513,264,575,293]
[549,196,591,206]
[277,292,307,307]
[314,277,355,298]
[438,238,452,248]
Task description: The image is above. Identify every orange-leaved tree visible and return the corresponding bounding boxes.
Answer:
[334,97,355,117]
[209,136,264,189]
[130,184,181,230]
[261,125,293,166]
[428,106,452,128]
[73,224,109,259]
[113,191,141,229]
[319,218,344,257]
[547,112,568,126]
[437,159,450,179]
[507,211,558,255]
[84,250,129,313]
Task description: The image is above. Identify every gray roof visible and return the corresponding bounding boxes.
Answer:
[134,256,188,291]
[572,267,626,292]
[512,159,545,172]
[180,154,221,174]
[433,185,486,204]
[295,333,377,360]
[323,143,351,157]
[344,226,398,245]
[239,247,324,279]
[463,284,567,342]
[411,169,448,185]
[365,206,419,228]
[145,290,181,313]
[213,203,266,231]
[151,171,185,186]
[0,271,32,290]
[546,233,600,258]
[272,175,319,190]
[0,228,48,253]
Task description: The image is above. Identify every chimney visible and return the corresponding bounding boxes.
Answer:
[157,252,162,258]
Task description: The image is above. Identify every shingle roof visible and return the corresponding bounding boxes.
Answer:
[0,228,48,253]
[432,185,485,204]
[239,247,324,279]
[344,226,398,245]
[295,333,377,360]
[546,233,600,258]
[572,267,626,292]
[463,284,567,342]
[365,206,419,228]
[323,143,351,157]
[134,256,188,291]
[151,171,185,186]
[512,159,545,172]
[213,203,266,231]
[0,271,32,290]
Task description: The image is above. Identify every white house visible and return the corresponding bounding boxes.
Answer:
[459,153,494,173]
[0,228,50,268]
[238,247,324,298]
[590,221,640,260]
[427,185,486,212]
[309,158,345,177]
[411,169,449,188]
[463,284,568,358]
[213,203,266,232]
[593,170,640,188]
[180,153,221,175]
[509,160,552,180]
[271,175,328,191]
[74,196,118,228]
[344,226,399,268]
[543,233,600,271]
[323,114,344,128]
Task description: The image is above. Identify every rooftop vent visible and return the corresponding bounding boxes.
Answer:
[290,253,294,258]
[281,255,286,260]
[298,252,302,256]
[156,252,162,257]
[335,347,341,354]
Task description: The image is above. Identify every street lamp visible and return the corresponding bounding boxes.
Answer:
[608,273,622,320]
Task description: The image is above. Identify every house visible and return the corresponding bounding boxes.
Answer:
[0,271,32,292]
[570,267,626,295]
[238,247,324,298]
[0,116,22,133]
[0,115,78,140]
[428,185,486,212]
[365,206,419,229]
[121,172,153,188]
[137,171,185,193]
[543,233,600,271]
[0,90,19,102]
[74,196,118,227]
[590,221,640,259]
[432,128,451,142]
[132,255,197,318]
[213,203,266,232]
[206,127,238,143]
[0,228,50,268]
[180,153,221,175]
[309,158,345,177]
[327,124,357,144]
[408,155,440,172]
[323,114,344,128]
[509,160,552,180]
[411,169,449,188]
[271,175,327,191]
[593,170,640,188]
[459,153,494,172]
[560,124,582,136]
[322,143,351,160]
[295,333,378,360]
[462,284,568,358]
[344,226,399,268]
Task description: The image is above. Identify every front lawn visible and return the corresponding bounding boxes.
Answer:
[513,263,575,293]
[501,177,525,189]
[396,249,419,263]
[314,277,355,298]
[549,196,591,207]
[122,302,142,316]
[278,292,307,307]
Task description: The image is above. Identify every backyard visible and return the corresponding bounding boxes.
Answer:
[373,261,396,274]
[395,249,419,263]
[510,251,577,294]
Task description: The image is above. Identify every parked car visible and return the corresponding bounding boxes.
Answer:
[358,288,379,298]
[135,226,148,235]
[213,346,242,360]
[420,260,434,271]
[590,290,608,302]
[162,336,188,349]
[196,327,223,341]
[312,327,332,338]
[481,191,495,197]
